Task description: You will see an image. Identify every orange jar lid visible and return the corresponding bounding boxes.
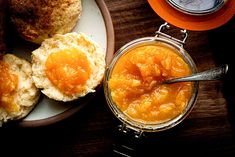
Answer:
[147,0,235,31]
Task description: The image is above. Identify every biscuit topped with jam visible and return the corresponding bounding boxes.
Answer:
[32,32,106,101]
[0,54,40,125]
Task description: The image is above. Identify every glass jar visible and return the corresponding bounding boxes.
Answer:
[104,23,199,135]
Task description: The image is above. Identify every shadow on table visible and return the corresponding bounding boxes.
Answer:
[208,17,235,131]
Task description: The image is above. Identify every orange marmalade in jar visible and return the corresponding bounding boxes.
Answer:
[109,43,192,123]
[104,24,198,132]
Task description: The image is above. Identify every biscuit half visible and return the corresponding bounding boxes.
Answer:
[32,32,106,101]
[0,54,40,126]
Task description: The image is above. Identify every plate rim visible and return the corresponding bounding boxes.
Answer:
[16,0,115,127]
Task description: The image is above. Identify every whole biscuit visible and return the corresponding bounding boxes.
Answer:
[9,0,82,44]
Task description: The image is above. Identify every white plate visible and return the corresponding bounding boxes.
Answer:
[10,0,114,127]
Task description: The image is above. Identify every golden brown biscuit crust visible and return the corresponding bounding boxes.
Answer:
[9,0,82,44]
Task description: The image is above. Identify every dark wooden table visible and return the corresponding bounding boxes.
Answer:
[1,0,235,156]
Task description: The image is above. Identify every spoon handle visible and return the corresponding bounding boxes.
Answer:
[163,64,228,84]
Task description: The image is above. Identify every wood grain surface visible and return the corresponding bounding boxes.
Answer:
[1,0,235,156]
[0,0,7,52]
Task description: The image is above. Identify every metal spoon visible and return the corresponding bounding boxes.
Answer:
[163,64,228,84]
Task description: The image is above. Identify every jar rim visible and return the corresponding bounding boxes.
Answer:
[104,36,199,132]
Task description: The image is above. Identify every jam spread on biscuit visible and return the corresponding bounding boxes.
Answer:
[45,48,91,95]
[109,43,192,123]
[0,59,19,112]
